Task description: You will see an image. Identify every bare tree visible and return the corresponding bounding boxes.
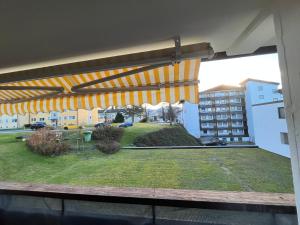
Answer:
[125,105,144,123]
[166,103,182,125]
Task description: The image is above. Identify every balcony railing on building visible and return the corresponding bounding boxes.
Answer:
[232,122,244,128]
[231,114,243,120]
[201,116,214,121]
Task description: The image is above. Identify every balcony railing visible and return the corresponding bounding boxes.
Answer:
[232,123,244,128]
[231,116,243,120]
[201,117,214,121]
[232,132,245,135]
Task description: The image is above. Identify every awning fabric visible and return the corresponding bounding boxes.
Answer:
[0,59,200,115]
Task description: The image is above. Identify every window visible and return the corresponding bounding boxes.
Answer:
[259,95,264,99]
[69,116,76,120]
[280,132,289,145]
[278,107,286,119]
[39,118,45,121]
[257,86,263,91]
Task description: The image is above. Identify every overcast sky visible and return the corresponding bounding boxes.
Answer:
[198,53,282,91]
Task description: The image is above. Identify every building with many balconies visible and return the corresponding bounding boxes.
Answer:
[199,85,249,142]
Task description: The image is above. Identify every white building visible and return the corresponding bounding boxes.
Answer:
[252,101,289,158]
[181,102,201,138]
[0,115,18,129]
[240,79,283,142]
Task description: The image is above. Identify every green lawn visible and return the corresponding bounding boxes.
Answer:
[0,126,294,193]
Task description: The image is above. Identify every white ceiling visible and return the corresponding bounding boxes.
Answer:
[0,0,275,73]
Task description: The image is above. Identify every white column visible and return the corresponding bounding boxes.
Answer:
[273,0,300,222]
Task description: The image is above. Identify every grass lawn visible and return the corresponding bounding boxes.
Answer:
[0,125,293,193]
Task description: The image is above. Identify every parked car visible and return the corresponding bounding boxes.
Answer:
[63,124,82,130]
[30,122,47,130]
[205,139,227,146]
[94,122,110,128]
[118,122,133,128]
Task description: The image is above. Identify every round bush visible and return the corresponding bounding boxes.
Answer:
[92,126,124,142]
[26,128,70,156]
[96,141,120,154]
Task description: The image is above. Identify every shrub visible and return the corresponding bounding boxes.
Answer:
[26,128,70,156]
[133,126,200,147]
[92,126,124,142]
[113,112,125,123]
[139,117,148,123]
[24,124,31,129]
[96,141,120,154]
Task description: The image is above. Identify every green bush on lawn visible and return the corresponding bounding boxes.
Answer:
[133,126,200,146]
[92,126,124,142]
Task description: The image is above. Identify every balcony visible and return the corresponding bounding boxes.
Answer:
[232,123,244,128]
[216,109,229,113]
[200,132,217,137]
[0,182,295,225]
[218,132,230,136]
[215,101,228,105]
[201,117,214,121]
[231,116,244,120]
[217,124,229,128]
[216,116,229,120]
[230,108,243,112]
[232,129,245,135]
[201,125,216,129]
[199,110,214,114]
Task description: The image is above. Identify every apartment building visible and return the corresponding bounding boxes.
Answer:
[252,100,289,157]
[240,78,283,142]
[199,85,249,142]
[0,109,99,129]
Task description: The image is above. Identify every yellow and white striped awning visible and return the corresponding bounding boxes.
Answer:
[0,59,200,115]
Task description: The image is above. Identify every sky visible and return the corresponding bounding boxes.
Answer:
[198,53,282,91]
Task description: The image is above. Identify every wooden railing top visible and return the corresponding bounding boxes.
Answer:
[0,182,295,208]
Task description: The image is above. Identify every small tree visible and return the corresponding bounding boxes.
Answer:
[166,103,182,125]
[125,105,144,123]
[113,112,125,123]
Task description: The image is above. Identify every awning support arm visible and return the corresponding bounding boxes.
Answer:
[71,62,171,93]
[71,37,183,93]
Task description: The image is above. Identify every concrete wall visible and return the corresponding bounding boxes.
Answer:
[274,0,300,221]
[252,102,290,157]
[182,102,200,138]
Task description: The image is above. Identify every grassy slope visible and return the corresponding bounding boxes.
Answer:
[0,132,294,193]
[119,123,166,146]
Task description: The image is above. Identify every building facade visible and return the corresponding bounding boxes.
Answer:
[0,109,100,129]
[251,101,289,157]
[199,85,249,142]
[240,79,283,142]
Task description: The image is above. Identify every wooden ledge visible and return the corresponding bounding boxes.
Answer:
[0,182,295,212]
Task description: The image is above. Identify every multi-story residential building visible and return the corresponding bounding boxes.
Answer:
[240,78,283,142]
[0,109,100,129]
[252,100,289,157]
[199,85,249,142]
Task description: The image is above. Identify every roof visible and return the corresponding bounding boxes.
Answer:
[0,0,275,70]
[200,85,243,93]
[240,78,280,86]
